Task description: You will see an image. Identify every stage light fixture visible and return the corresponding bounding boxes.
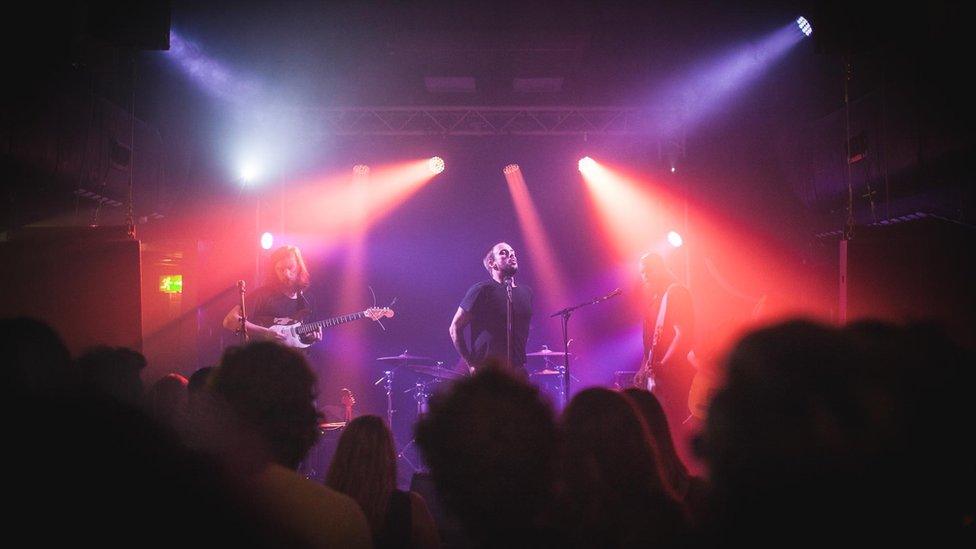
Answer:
[796,16,813,37]
[667,230,684,248]
[260,232,274,250]
[503,164,520,175]
[240,164,259,184]
[578,156,596,173]
[353,164,371,176]
[428,156,445,174]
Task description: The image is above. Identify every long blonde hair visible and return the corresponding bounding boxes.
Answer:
[325,415,397,537]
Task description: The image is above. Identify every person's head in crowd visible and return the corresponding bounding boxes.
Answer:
[181,366,220,451]
[699,319,974,543]
[0,317,74,397]
[698,321,865,486]
[209,342,322,469]
[843,320,975,536]
[622,388,693,497]
[188,366,214,398]
[415,365,558,544]
[560,387,684,546]
[76,345,147,407]
[326,415,397,538]
[149,373,188,428]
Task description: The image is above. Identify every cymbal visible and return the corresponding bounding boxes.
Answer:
[530,369,564,376]
[409,363,467,381]
[376,352,436,362]
[526,348,570,357]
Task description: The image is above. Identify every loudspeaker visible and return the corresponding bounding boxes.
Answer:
[0,226,142,353]
[845,217,975,347]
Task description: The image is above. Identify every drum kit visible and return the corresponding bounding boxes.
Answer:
[304,346,574,478]
[373,351,464,429]
[373,345,572,429]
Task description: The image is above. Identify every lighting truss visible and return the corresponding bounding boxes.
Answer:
[293,106,682,137]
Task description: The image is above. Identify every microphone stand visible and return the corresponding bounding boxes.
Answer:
[237,280,249,344]
[551,288,621,404]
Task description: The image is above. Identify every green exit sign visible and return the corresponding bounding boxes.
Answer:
[159,275,183,294]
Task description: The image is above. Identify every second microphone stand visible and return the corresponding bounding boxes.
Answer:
[551,288,621,400]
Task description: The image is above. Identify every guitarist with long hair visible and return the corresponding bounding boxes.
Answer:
[633,252,696,431]
[223,245,324,346]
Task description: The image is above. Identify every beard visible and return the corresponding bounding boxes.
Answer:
[498,263,518,278]
[276,276,302,293]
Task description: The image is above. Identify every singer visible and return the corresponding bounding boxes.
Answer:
[449,242,533,375]
[222,245,324,346]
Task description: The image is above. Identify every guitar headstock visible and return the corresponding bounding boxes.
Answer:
[365,307,395,321]
[340,388,356,407]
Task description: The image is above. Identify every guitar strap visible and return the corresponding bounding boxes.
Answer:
[651,283,678,360]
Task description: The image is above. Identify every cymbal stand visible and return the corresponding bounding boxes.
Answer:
[396,380,434,473]
[374,369,396,428]
[543,355,568,410]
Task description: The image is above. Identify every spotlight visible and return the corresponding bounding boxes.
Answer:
[353,164,371,176]
[428,156,445,174]
[503,164,520,175]
[667,230,683,248]
[578,156,596,173]
[260,232,274,250]
[240,164,259,184]
[670,166,677,174]
[796,16,813,37]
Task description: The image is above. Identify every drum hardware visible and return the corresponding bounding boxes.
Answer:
[395,378,439,473]
[374,350,454,474]
[407,361,467,381]
[373,369,397,429]
[526,345,574,409]
[376,351,437,363]
[525,345,571,358]
[374,350,435,427]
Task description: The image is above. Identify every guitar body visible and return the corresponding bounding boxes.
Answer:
[634,324,663,391]
[267,320,312,348]
[633,358,656,392]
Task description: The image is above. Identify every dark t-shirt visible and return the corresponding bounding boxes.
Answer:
[249,285,313,326]
[460,280,533,370]
[642,283,693,363]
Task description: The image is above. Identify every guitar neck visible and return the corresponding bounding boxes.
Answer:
[295,311,366,335]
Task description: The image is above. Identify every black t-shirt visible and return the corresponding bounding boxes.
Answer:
[459,280,533,369]
[248,284,313,326]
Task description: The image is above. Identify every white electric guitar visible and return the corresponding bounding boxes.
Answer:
[257,307,395,348]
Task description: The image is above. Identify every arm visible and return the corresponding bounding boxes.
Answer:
[448,306,474,367]
[221,305,285,342]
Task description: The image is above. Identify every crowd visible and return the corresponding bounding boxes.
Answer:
[3,316,973,548]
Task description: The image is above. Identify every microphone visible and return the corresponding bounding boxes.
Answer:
[595,288,622,303]
[237,280,246,293]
